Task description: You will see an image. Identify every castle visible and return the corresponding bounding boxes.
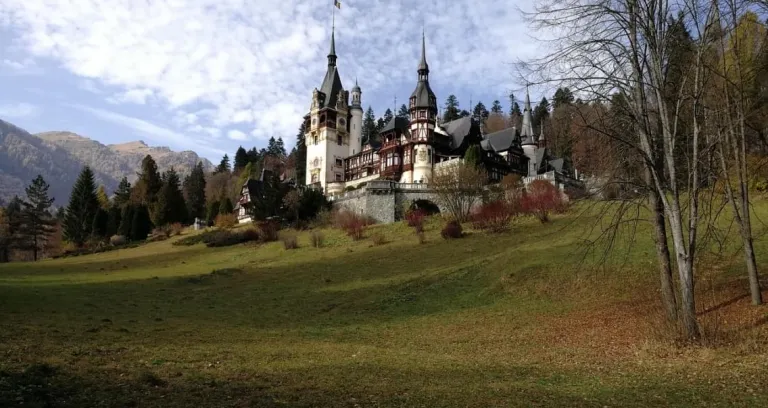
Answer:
[303,29,578,195]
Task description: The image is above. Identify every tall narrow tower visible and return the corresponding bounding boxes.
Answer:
[304,27,350,192]
[407,32,438,183]
[350,79,363,155]
[520,88,538,176]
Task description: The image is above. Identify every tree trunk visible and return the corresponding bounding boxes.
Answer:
[646,165,677,321]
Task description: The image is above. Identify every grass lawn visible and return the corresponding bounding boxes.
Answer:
[1,202,768,407]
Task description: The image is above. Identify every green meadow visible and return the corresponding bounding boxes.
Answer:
[1,204,767,407]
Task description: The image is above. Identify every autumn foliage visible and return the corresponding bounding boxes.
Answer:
[521,180,566,223]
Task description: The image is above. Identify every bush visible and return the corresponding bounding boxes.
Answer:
[371,232,386,246]
[521,180,566,223]
[404,209,426,232]
[256,220,280,242]
[204,229,259,247]
[333,210,371,240]
[281,233,299,250]
[310,231,325,248]
[215,213,238,229]
[313,208,334,228]
[109,235,128,246]
[441,220,463,240]
[169,223,184,236]
[152,225,171,239]
[471,200,516,233]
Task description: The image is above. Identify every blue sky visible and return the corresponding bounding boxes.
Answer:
[0,0,543,162]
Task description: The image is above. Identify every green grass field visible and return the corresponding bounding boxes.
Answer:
[1,204,767,407]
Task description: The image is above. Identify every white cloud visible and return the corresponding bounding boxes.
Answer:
[0,102,41,118]
[69,103,224,156]
[0,0,541,151]
[227,129,247,141]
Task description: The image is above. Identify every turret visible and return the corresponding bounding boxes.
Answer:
[409,32,438,183]
[350,78,363,155]
[520,88,538,176]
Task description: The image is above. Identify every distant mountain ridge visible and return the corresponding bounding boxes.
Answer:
[0,119,214,205]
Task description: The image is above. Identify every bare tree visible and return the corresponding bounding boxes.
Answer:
[429,161,487,222]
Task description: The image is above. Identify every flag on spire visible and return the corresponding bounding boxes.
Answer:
[334,0,341,9]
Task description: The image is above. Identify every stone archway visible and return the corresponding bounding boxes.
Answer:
[410,199,440,215]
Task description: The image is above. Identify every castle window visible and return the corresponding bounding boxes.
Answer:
[335,173,342,181]
[337,134,343,145]
[419,111,426,119]
[335,158,343,167]
[312,133,318,145]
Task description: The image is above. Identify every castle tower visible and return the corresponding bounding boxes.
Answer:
[407,32,438,183]
[520,88,538,176]
[350,78,363,156]
[304,27,351,192]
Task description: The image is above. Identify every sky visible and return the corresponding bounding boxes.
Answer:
[0,0,544,161]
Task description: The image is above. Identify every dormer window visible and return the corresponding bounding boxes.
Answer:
[419,111,426,119]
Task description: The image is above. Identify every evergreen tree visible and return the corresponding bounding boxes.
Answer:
[511,102,522,116]
[362,106,377,144]
[376,117,386,133]
[216,154,231,174]
[247,147,261,164]
[183,162,207,222]
[459,110,471,118]
[20,175,56,261]
[1,197,23,262]
[0,208,9,263]
[206,200,220,224]
[130,205,152,241]
[472,102,489,121]
[106,205,122,238]
[276,137,286,156]
[383,108,394,125]
[532,97,551,131]
[152,168,187,226]
[63,166,99,247]
[234,146,249,172]
[133,155,162,205]
[463,145,482,168]
[443,95,461,122]
[397,104,410,119]
[508,93,517,117]
[91,208,109,240]
[552,88,575,109]
[96,185,110,209]
[491,100,503,114]
[267,137,278,156]
[118,205,135,237]
[295,122,307,184]
[113,177,132,208]
[219,197,234,215]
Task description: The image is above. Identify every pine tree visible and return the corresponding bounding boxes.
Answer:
[118,205,135,237]
[247,147,261,164]
[63,167,99,247]
[234,146,249,172]
[219,197,234,215]
[216,154,231,174]
[130,205,152,241]
[106,205,122,238]
[152,168,187,226]
[552,88,574,109]
[96,185,110,209]
[383,108,394,125]
[91,208,109,241]
[0,207,9,263]
[443,95,461,122]
[276,137,286,156]
[20,175,56,261]
[1,197,23,262]
[459,110,471,118]
[508,93,517,117]
[183,162,207,222]
[532,97,551,131]
[376,117,385,133]
[463,145,482,168]
[206,200,220,224]
[363,106,377,144]
[295,122,307,184]
[397,104,409,119]
[113,177,132,208]
[133,155,162,205]
[491,100,503,114]
[472,102,489,121]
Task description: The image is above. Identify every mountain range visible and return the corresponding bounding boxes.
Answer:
[0,118,214,206]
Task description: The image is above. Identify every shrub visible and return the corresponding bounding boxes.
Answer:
[441,220,463,239]
[281,233,299,250]
[471,200,516,233]
[333,210,370,240]
[310,231,325,248]
[204,229,259,247]
[371,232,386,246]
[152,225,171,239]
[521,180,566,223]
[109,235,128,246]
[215,213,238,229]
[256,220,280,242]
[169,223,184,236]
[313,208,334,228]
[404,209,426,232]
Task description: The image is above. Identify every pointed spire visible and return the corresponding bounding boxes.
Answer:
[520,85,535,143]
[418,29,429,72]
[328,27,337,67]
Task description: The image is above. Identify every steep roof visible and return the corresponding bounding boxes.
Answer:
[319,67,343,109]
[380,116,410,133]
[520,90,536,145]
[439,116,473,149]
[409,32,437,110]
[481,127,517,152]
